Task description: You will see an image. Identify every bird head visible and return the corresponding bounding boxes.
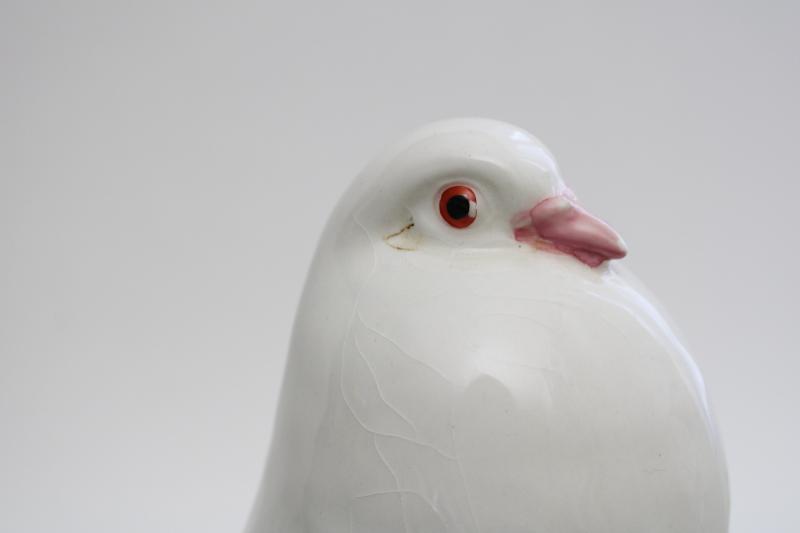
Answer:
[347,118,626,267]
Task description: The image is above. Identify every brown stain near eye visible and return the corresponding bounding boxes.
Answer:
[383,221,417,251]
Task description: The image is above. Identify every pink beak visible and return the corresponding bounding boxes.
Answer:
[513,193,627,268]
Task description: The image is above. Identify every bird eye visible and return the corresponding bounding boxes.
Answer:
[439,185,477,228]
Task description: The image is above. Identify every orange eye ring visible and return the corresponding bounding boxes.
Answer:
[439,185,477,228]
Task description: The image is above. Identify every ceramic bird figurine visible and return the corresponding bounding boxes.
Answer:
[246,119,729,533]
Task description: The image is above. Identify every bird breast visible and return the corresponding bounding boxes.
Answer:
[277,240,729,533]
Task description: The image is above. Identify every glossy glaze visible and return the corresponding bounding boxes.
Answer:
[246,119,729,533]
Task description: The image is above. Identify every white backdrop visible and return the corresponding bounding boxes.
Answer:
[2,2,798,532]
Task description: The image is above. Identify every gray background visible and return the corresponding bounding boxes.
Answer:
[2,1,797,532]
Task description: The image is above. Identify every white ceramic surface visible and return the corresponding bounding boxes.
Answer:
[246,119,729,533]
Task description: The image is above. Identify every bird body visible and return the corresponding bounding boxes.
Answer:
[246,119,728,533]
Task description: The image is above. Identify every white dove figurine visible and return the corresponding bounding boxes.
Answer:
[246,118,729,533]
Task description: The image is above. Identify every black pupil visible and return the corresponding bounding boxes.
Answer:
[446,194,471,220]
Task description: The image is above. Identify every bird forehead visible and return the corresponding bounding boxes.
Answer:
[405,120,552,165]
[374,122,559,188]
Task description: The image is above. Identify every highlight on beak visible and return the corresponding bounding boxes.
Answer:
[513,194,627,267]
